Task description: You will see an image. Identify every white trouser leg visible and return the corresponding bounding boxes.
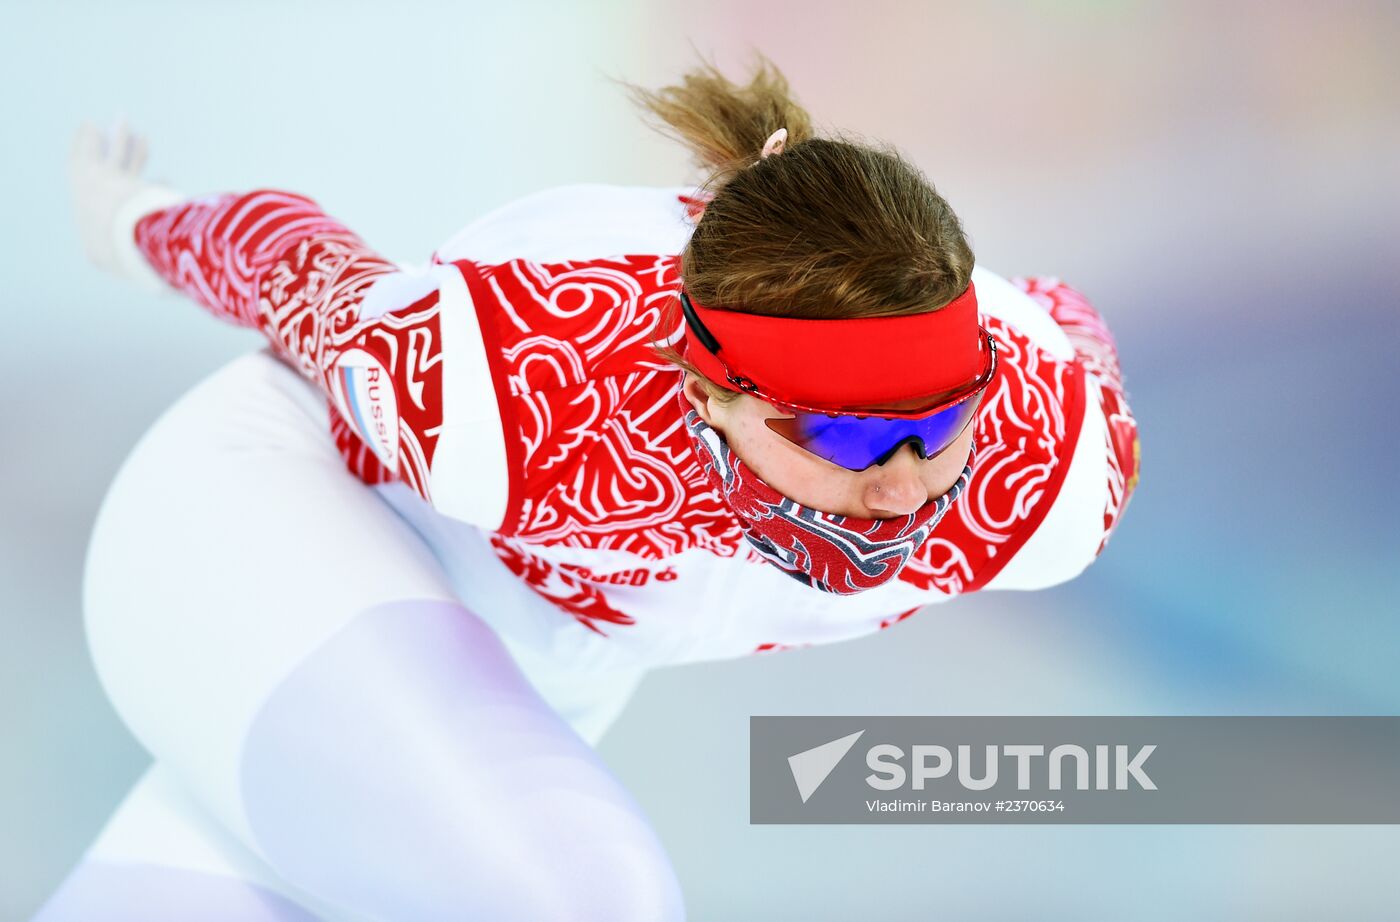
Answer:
[32,762,336,921]
[79,349,684,921]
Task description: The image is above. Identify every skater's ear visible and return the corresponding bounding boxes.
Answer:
[682,373,724,427]
[682,369,748,435]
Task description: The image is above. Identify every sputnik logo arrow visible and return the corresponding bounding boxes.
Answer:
[788,730,865,803]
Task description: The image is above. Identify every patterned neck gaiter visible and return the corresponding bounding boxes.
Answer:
[681,396,974,595]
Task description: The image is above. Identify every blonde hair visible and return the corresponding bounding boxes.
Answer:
[624,53,975,401]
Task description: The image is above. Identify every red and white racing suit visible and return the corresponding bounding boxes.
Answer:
[44,182,1141,922]
[130,183,1140,673]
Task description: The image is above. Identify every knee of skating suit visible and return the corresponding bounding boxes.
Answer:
[236,597,686,922]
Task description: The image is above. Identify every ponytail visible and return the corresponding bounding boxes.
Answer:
[623,53,814,188]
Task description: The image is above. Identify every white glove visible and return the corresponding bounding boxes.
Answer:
[68,118,184,291]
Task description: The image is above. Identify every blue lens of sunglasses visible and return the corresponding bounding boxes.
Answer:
[766,392,983,471]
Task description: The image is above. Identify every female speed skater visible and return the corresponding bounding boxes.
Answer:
[42,57,1140,920]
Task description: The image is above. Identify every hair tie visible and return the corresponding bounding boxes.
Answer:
[760,128,788,159]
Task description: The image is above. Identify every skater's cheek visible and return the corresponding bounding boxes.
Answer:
[707,397,866,516]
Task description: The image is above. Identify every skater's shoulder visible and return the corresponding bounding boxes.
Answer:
[970,265,1076,362]
[433,183,697,265]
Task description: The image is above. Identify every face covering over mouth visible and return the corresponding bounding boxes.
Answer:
[680,394,974,595]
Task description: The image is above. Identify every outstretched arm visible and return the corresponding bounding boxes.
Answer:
[69,122,510,530]
[131,188,393,334]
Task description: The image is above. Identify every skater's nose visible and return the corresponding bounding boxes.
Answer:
[863,445,927,517]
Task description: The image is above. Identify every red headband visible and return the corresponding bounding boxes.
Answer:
[680,282,985,409]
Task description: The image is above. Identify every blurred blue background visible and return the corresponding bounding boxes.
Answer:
[3,0,1398,918]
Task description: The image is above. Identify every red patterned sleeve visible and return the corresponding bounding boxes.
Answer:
[132,190,385,330]
[1014,278,1141,555]
[132,190,452,507]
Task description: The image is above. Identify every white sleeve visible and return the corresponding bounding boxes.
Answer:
[982,374,1110,591]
